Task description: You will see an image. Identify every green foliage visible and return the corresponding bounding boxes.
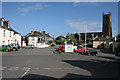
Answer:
[55,36,66,44]
[55,33,78,45]
[56,36,65,40]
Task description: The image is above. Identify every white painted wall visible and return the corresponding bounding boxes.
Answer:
[0,27,14,46]
[28,36,50,48]
[14,34,21,46]
[28,37,38,47]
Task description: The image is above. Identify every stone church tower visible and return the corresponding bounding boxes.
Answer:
[102,11,112,38]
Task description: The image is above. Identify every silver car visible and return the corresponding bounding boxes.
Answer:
[24,44,35,49]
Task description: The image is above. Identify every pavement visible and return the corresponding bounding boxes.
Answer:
[1,46,120,80]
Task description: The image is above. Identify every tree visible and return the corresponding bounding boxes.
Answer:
[55,36,65,44]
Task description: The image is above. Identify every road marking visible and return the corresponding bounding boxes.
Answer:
[43,68,51,70]
[8,67,19,70]
[73,67,80,69]
[22,67,30,71]
[52,68,62,70]
[33,68,39,70]
[20,68,31,78]
[1,67,7,70]
[64,68,72,69]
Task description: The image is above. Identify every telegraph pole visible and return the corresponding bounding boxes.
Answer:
[85,24,87,51]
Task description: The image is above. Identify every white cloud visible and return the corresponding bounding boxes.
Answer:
[17,3,50,16]
[18,7,29,12]
[66,20,102,33]
[21,13,26,16]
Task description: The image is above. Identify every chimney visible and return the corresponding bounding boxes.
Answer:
[0,18,4,26]
[35,29,37,32]
[4,20,10,28]
[39,30,41,33]
[42,31,46,34]
[31,30,33,33]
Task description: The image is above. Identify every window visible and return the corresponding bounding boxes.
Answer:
[38,38,40,42]
[3,41,5,45]
[10,31,11,37]
[8,40,10,45]
[1,22,3,26]
[3,30,5,37]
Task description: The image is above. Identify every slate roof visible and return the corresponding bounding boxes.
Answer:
[28,31,52,38]
[29,31,43,37]
[93,37,107,41]
[0,18,21,35]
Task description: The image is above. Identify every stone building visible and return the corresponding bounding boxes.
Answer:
[102,11,112,38]
[74,12,112,42]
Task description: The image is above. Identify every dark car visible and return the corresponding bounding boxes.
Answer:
[10,44,19,51]
[84,49,98,56]
[115,53,120,63]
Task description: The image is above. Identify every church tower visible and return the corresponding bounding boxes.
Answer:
[102,11,112,38]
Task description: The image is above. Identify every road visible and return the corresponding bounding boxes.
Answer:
[1,46,120,80]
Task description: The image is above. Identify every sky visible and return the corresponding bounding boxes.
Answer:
[2,2,118,37]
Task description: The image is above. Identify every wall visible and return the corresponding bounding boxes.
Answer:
[14,34,21,46]
[0,27,14,46]
[93,41,104,48]
[28,37,38,47]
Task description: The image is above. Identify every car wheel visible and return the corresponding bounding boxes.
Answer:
[15,49,18,51]
[5,49,8,52]
[13,48,16,51]
[115,59,119,63]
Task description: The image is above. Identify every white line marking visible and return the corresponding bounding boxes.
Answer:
[73,67,80,69]
[8,67,19,70]
[64,68,72,69]
[52,68,62,70]
[33,68,39,70]
[43,68,51,70]
[20,68,31,78]
[22,67,30,70]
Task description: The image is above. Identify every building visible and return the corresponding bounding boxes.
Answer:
[74,12,112,43]
[25,29,53,48]
[102,11,112,38]
[14,31,22,46]
[0,18,21,46]
[74,32,103,42]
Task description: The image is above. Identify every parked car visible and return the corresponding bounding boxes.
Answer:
[74,47,87,53]
[50,43,56,47]
[0,45,12,52]
[23,44,35,49]
[10,44,19,51]
[115,53,120,63]
[75,46,97,55]
[84,48,98,56]
[57,46,64,52]
[17,44,20,49]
